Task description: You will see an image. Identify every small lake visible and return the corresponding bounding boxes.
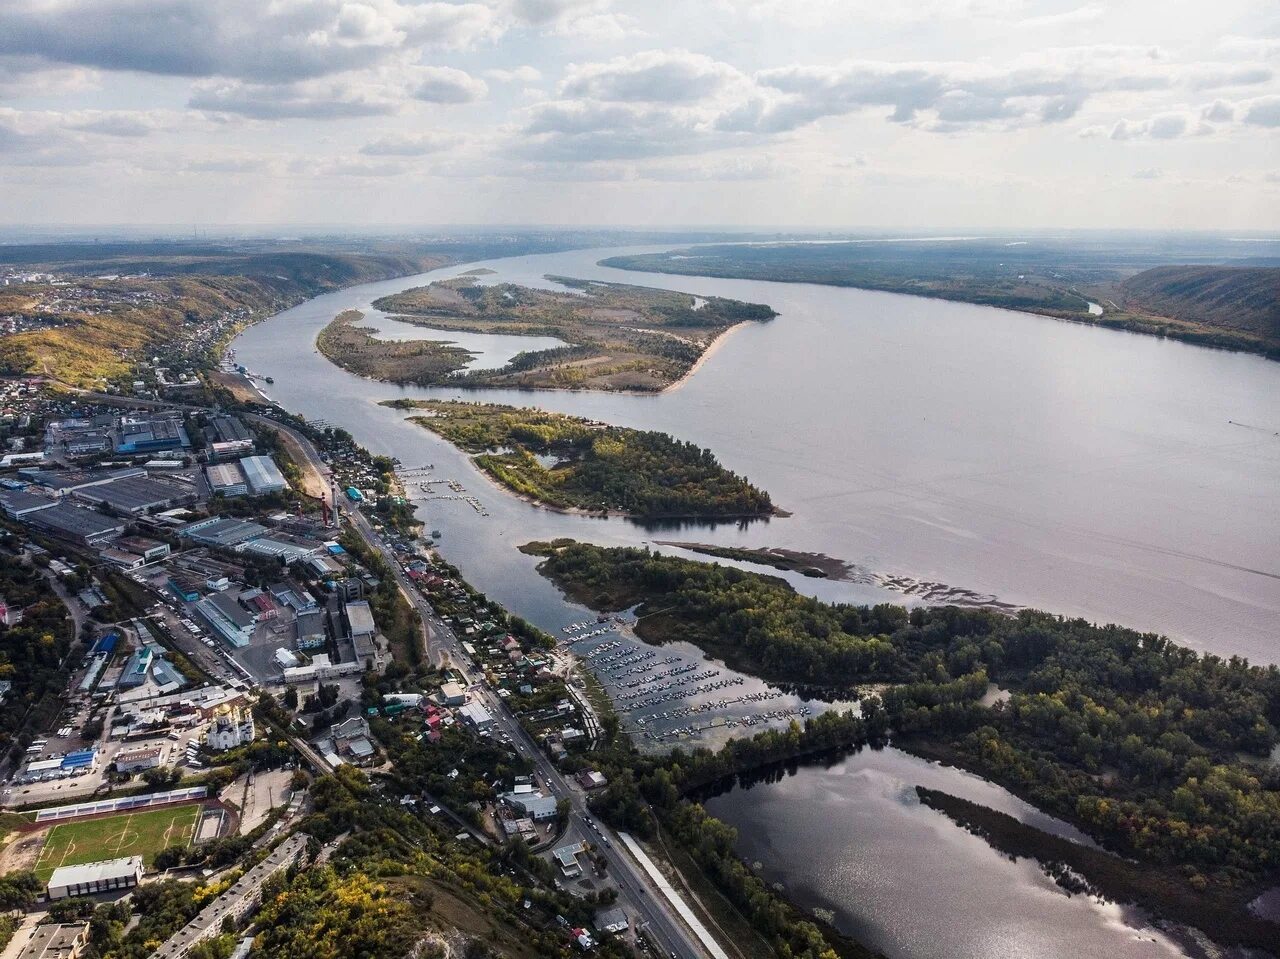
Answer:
[704,748,1198,959]
[357,308,568,371]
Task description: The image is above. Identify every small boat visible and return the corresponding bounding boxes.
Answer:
[265,376,274,384]
[431,529,442,538]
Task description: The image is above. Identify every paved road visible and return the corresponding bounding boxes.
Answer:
[71,390,710,959]
[425,607,708,959]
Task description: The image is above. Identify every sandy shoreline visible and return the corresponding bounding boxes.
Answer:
[661,321,751,394]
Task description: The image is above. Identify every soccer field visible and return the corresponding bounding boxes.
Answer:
[34,804,200,881]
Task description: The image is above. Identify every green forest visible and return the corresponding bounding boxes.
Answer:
[386,400,775,519]
[525,539,1280,938]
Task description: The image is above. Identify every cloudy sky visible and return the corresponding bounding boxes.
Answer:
[1,0,1277,230]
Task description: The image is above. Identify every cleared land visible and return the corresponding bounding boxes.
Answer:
[337,275,776,392]
[386,399,776,518]
[33,804,199,880]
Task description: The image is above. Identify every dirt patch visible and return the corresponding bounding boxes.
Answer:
[0,827,47,875]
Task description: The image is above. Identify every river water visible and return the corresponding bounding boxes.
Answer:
[233,244,1280,959]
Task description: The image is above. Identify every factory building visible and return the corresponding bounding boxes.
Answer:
[205,462,248,498]
[113,414,189,454]
[193,594,256,648]
[239,455,287,495]
[25,504,126,546]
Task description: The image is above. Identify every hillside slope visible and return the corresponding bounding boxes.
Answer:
[1120,266,1280,345]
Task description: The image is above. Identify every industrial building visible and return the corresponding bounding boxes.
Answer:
[294,609,327,650]
[20,467,145,496]
[193,594,256,648]
[25,504,126,546]
[205,415,254,460]
[16,921,88,959]
[239,455,287,495]
[458,701,495,733]
[0,488,55,519]
[118,647,154,688]
[502,790,558,821]
[115,745,165,773]
[238,534,320,564]
[205,462,248,497]
[73,474,193,514]
[113,413,189,455]
[181,517,267,548]
[331,717,377,766]
[439,682,467,706]
[343,600,378,660]
[46,856,144,900]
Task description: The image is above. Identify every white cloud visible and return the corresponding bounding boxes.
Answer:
[561,50,744,103]
[1187,66,1273,91]
[0,2,500,85]
[189,77,402,119]
[1242,96,1280,127]
[1109,113,1190,140]
[411,67,488,103]
[485,65,542,83]
[360,132,457,155]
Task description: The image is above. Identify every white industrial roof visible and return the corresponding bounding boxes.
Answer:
[47,856,142,888]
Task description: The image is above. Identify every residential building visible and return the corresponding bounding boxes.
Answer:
[46,856,143,899]
[17,921,88,959]
[147,834,308,959]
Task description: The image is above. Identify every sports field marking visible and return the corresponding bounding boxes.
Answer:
[33,804,201,881]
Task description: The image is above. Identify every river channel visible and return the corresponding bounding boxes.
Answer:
[233,244,1280,959]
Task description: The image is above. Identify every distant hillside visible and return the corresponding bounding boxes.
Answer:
[1120,266,1280,346]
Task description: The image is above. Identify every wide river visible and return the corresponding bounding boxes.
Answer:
[234,244,1280,959]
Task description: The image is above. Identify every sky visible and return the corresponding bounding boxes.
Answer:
[0,0,1277,231]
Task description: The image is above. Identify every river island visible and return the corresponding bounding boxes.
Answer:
[384,399,777,520]
[316,275,776,391]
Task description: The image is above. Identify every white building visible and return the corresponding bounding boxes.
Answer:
[47,856,144,899]
[457,701,494,733]
[205,705,255,751]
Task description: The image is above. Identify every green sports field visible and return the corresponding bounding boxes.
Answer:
[34,804,200,881]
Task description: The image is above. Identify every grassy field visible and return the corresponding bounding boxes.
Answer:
[34,804,199,881]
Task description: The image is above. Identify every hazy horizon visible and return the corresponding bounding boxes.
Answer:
[1,1,1277,230]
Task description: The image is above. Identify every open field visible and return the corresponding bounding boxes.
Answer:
[33,804,200,880]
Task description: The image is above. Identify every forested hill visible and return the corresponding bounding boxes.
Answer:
[1120,265,1280,347]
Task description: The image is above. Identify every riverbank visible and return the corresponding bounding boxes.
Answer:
[916,787,1280,955]
[660,320,750,393]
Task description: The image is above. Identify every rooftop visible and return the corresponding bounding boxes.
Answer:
[47,855,142,890]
